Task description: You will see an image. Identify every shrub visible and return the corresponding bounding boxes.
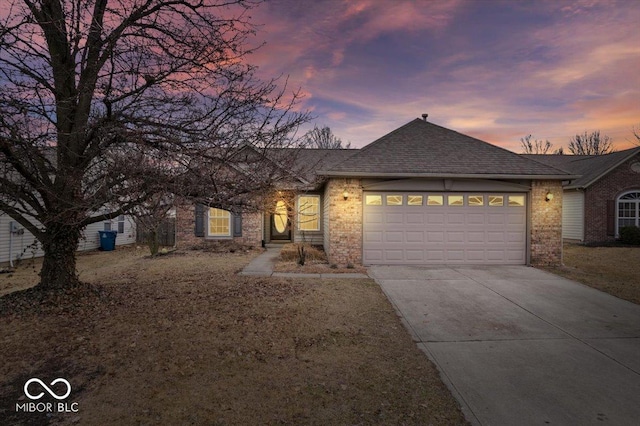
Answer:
[279,244,326,262]
[619,226,640,245]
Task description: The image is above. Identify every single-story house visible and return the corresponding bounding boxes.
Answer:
[0,212,136,266]
[525,147,640,243]
[177,117,577,266]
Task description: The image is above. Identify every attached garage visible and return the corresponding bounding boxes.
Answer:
[319,117,576,267]
[363,192,527,265]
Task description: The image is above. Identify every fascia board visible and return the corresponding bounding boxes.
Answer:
[317,171,580,180]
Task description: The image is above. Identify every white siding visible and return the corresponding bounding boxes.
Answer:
[0,213,45,265]
[562,191,584,241]
[0,213,136,266]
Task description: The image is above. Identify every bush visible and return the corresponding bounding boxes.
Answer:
[279,244,326,262]
[619,226,640,245]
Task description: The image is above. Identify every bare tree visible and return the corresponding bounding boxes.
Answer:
[633,124,640,146]
[0,0,310,290]
[304,126,350,149]
[568,131,614,155]
[131,193,174,256]
[520,135,553,154]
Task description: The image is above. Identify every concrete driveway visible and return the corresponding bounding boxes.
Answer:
[369,265,640,426]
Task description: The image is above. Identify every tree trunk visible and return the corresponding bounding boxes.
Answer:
[39,225,82,290]
[147,229,160,256]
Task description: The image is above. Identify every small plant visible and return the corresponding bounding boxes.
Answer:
[346,263,354,269]
[330,264,338,269]
[619,226,640,245]
[296,244,306,266]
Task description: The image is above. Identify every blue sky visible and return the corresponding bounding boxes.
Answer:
[250,0,640,151]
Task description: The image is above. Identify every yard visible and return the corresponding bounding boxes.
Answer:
[0,247,467,425]
[544,244,640,305]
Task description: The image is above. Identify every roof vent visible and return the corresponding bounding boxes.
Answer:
[421,113,428,122]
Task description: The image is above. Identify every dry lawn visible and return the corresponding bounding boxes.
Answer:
[0,248,466,425]
[544,244,640,305]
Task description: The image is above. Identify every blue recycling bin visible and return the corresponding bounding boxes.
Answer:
[98,230,117,251]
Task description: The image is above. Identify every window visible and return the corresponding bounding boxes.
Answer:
[365,195,382,205]
[427,195,443,206]
[489,195,504,206]
[448,195,464,206]
[468,195,484,206]
[386,195,403,206]
[617,191,640,234]
[298,195,320,231]
[508,195,525,207]
[208,208,231,236]
[408,195,423,206]
[104,215,125,232]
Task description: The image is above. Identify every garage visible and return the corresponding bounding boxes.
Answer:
[363,192,527,265]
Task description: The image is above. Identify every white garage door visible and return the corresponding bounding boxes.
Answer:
[363,192,527,265]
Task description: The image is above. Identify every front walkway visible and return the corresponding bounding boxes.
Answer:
[239,247,368,279]
[370,265,640,426]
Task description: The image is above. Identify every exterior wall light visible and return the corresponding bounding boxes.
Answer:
[343,190,349,200]
[545,192,554,202]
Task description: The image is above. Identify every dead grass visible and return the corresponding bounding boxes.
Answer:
[0,248,466,425]
[274,243,368,274]
[544,244,640,305]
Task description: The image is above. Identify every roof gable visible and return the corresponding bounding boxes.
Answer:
[322,119,573,178]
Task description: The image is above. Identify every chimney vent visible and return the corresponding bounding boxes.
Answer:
[421,113,428,121]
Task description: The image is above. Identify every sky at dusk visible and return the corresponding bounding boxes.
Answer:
[247,0,640,152]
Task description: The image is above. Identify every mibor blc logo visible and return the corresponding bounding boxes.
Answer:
[16,377,79,413]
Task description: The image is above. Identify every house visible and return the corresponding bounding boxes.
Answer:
[0,212,137,266]
[525,147,640,243]
[176,117,577,266]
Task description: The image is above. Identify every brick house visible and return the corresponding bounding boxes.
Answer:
[176,117,576,266]
[526,147,640,243]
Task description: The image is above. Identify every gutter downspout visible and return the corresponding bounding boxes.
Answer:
[9,225,14,268]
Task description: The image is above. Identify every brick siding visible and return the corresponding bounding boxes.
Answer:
[324,178,363,266]
[584,154,640,243]
[530,180,563,266]
[175,202,262,248]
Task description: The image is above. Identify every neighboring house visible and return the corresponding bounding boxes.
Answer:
[525,147,640,243]
[0,212,136,266]
[177,117,576,266]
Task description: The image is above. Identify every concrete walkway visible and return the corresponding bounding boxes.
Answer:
[370,265,640,426]
[239,246,283,276]
[239,247,368,279]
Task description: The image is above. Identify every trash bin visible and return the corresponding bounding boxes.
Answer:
[98,230,117,251]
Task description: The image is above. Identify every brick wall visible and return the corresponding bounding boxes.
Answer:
[175,202,263,248]
[175,203,199,248]
[584,154,640,243]
[325,178,363,266]
[237,212,263,246]
[530,180,563,266]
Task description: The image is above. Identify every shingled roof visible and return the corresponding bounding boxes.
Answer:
[524,147,640,189]
[320,118,574,179]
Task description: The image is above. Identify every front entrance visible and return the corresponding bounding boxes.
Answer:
[270,200,291,241]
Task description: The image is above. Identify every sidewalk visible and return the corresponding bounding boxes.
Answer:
[239,246,283,276]
[239,247,368,279]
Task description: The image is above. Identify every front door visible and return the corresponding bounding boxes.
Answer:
[271,200,291,240]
